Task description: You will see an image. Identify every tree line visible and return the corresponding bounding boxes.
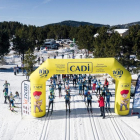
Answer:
[0,21,140,73]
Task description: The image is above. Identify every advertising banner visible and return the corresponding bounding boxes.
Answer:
[21,81,31,115]
[133,75,140,108]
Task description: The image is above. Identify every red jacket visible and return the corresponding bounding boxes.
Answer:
[104,80,109,86]
[98,97,104,107]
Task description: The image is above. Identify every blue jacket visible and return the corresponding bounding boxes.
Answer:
[105,92,112,99]
[96,82,101,88]
[65,94,70,101]
[87,95,92,100]
[49,95,55,101]
[58,83,62,88]
[88,76,92,80]
[92,79,97,84]
[77,81,83,87]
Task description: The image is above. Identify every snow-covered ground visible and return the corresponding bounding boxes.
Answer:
[0,49,140,140]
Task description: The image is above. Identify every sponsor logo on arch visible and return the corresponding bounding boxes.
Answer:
[39,68,49,78]
[67,62,93,73]
[113,69,123,78]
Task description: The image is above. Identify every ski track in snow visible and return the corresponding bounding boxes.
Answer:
[0,71,140,140]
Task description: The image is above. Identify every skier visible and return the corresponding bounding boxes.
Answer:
[88,74,92,89]
[82,78,87,94]
[21,62,24,75]
[48,92,55,112]
[98,94,105,119]
[42,57,44,63]
[37,57,40,65]
[101,85,106,99]
[82,74,86,79]
[92,76,97,93]
[66,74,70,84]
[78,74,82,81]
[16,65,19,74]
[57,81,62,97]
[49,84,55,95]
[84,87,88,102]
[57,74,61,81]
[73,74,77,87]
[62,53,64,59]
[104,78,109,89]
[65,82,70,92]
[3,81,10,95]
[96,79,101,95]
[9,92,16,110]
[52,76,56,89]
[105,89,112,109]
[3,89,9,104]
[77,80,83,95]
[54,55,56,59]
[62,74,66,88]
[87,92,92,112]
[64,91,71,112]
[13,67,16,75]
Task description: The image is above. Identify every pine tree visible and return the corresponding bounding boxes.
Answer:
[23,48,37,76]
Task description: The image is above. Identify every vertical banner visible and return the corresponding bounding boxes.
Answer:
[133,75,140,108]
[22,81,31,116]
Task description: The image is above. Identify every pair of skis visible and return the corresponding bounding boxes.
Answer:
[105,107,111,112]
[46,110,53,117]
[87,108,93,113]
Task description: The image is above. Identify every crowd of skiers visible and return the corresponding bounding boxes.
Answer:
[3,81,19,111]
[47,74,112,119]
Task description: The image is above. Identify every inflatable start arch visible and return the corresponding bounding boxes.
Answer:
[30,58,131,117]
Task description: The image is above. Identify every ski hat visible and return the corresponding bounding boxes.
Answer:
[120,90,129,95]
[33,91,42,96]
[88,92,90,94]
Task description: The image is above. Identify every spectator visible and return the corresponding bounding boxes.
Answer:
[37,57,40,65]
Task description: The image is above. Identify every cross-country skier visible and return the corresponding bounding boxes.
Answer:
[104,78,109,88]
[49,84,55,95]
[96,79,101,95]
[92,76,97,93]
[9,92,16,110]
[3,81,10,95]
[3,89,9,104]
[82,78,87,94]
[65,82,70,92]
[16,65,19,74]
[13,67,16,75]
[77,80,83,95]
[84,87,88,102]
[64,91,71,112]
[48,92,55,112]
[98,94,105,119]
[87,92,92,112]
[101,85,106,99]
[105,89,112,109]
[57,81,62,97]
[73,74,77,87]
[52,76,56,89]
[88,74,92,89]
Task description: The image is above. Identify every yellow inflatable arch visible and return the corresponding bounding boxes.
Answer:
[30,58,131,117]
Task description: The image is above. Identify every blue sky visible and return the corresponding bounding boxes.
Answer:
[0,0,140,26]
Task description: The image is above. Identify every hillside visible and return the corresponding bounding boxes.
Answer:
[46,20,110,27]
[111,21,140,28]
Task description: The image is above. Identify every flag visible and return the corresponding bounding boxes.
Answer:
[133,75,140,108]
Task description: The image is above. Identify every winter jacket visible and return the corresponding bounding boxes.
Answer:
[104,80,109,86]
[98,96,104,107]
